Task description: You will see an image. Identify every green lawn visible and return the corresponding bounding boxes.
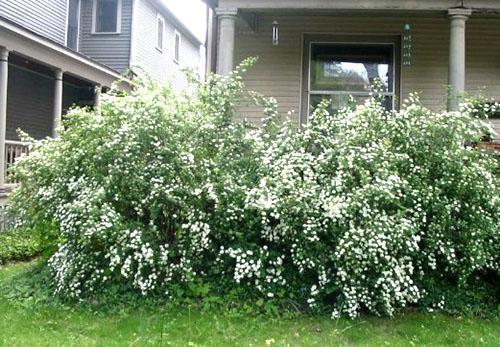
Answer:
[0,262,499,347]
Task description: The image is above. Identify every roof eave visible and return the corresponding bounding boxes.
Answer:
[150,0,204,47]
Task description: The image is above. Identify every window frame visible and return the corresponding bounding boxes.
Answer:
[301,34,401,123]
[173,30,181,64]
[66,0,81,50]
[156,13,165,52]
[92,0,122,35]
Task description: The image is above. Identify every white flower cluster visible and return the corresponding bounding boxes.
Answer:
[220,247,262,284]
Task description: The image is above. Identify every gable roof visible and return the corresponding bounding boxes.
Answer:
[149,0,203,46]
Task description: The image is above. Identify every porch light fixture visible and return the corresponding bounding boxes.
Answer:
[402,24,412,67]
[272,21,279,46]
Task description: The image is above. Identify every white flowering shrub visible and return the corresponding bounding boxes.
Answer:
[249,92,499,317]
[10,59,263,298]
[9,60,499,318]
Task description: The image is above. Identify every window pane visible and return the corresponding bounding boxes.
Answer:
[96,0,118,33]
[310,44,393,93]
[310,94,393,113]
[174,34,180,61]
[157,19,163,49]
[67,0,79,49]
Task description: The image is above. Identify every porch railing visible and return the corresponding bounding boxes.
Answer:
[5,140,31,184]
[477,142,500,152]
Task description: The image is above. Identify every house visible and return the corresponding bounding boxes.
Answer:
[130,0,204,90]
[204,0,500,141]
[0,0,203,197]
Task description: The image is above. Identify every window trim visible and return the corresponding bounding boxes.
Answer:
[173,30,181,64]
[301,34,401,124]
[92,0,122,35]
[66,0,81,50]
[156,13,164,52]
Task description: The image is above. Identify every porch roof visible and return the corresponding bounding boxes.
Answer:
[216,0,500,13]
[0,16,127,88]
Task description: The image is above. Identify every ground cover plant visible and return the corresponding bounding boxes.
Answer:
[8,59,500,318]
[0,228,41,264]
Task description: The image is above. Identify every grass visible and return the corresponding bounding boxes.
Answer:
[0,261,499,347]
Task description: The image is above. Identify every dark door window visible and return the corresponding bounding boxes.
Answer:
[94,0,120,33]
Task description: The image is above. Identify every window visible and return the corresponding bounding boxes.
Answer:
[66,0,80,50]
[174,30,181,63]
[92,0,121,34]
[302,36,400,119]
[156,14,164,51]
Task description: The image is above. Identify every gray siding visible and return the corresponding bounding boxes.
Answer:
[78,0,133,72]
[131,0,201,91]
[63,83,95,111]
[7,66,54,140]
[0,0,68,45]
[63,84,84,113]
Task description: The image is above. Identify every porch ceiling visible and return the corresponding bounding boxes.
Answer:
[219,0,500,14]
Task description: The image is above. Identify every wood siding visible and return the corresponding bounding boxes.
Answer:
[78,0,133,72]
[132,0,201,91]
[233,14,500,140]
[0,0,68,45]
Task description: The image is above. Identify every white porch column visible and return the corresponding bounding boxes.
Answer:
[0,47,9,196]
[216,8,238,76]
[94,84,102,112]
[52,69,63,138]
[447,7,472,111]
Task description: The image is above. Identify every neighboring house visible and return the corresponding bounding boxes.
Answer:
[204,0,500,141]
[0,0,203,197]
[78,0,203,89]
[131,0,203,90]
